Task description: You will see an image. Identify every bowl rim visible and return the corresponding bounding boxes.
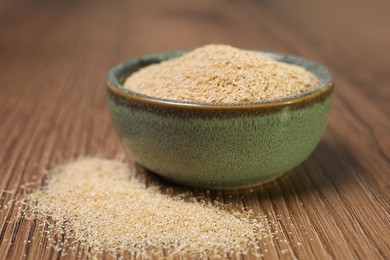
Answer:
[107,50,334,111]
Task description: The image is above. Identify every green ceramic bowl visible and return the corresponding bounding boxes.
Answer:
[107,51,333,190]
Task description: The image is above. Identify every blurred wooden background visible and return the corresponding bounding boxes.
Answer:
[0,0,389,259]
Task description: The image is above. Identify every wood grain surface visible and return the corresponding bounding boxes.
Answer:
[0,0,389,259]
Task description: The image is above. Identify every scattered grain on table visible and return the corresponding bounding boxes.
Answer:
[18,158,289,258]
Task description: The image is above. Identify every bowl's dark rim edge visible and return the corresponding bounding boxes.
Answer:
[106,51,334,112]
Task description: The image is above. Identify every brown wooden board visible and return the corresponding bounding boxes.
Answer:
[0,0,389,259]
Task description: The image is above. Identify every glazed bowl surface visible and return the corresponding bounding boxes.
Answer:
[107,50,333,190]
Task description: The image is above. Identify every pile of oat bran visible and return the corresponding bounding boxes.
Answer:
[124,44,319,102]
[22,158,282,258]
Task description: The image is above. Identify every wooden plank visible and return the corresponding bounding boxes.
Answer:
[0,0,389,259]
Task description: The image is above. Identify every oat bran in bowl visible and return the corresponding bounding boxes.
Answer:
[107,44,333,190]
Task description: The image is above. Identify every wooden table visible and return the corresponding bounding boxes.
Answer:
[1,0,389,259]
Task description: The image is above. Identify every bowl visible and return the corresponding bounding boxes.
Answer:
[106,50,333,190]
